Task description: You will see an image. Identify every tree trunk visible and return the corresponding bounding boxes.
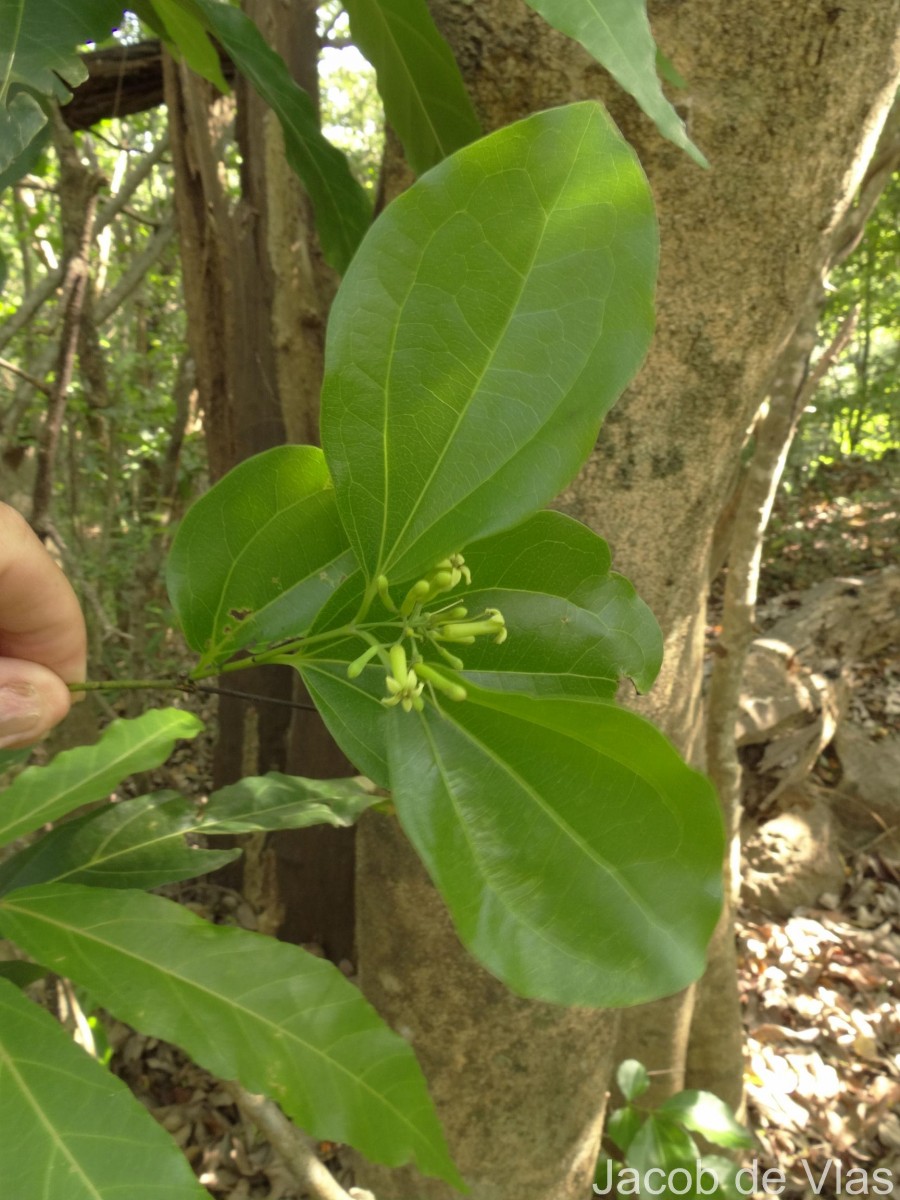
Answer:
[351,813,620,1200]
[164,7,359,958]
[351,2,900,1194]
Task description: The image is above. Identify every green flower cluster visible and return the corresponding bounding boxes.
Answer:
[346,554,507,712]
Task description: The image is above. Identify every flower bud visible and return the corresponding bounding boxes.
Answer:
[389,642,409,687]
[428,605,468,626]
[376,575,397,612]
[416,662,467,702]
[347,643,380,679]
[399,578,431,616]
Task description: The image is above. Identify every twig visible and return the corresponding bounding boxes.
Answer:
[68,677,319,712]
[0,355,51,396]
[221,1081,372,1200]
[94,219,175,323]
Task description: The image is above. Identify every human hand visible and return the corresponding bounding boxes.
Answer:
[0,503,87,749]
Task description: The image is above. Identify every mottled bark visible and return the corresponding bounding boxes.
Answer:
[352,2,900,1194]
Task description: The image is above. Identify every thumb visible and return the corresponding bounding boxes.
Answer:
[0,658,72,750]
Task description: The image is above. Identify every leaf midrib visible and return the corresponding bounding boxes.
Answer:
[2,894,439,1161]
[0,1021,105,1200]
[0,718,195,845]
[0,0,25,103]
[380,113,595,576]
[430,705,679,941]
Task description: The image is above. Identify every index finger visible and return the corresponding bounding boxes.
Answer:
[0,504,87,685]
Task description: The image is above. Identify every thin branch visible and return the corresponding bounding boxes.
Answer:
[221,1082,371,1200]
[95,219,175,323]
[68,677,320,712]
[796,305,860,413]
[0,355,51,396]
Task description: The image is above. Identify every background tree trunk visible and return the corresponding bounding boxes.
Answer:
[164,6,358,959]
[351,2,900,1194]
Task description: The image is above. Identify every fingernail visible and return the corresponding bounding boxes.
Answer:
[0,683,43,747]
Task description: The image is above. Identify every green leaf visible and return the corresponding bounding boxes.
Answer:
[0,774,379,894]
[322,100,657,584]
[0,884,461,1187]
[657,1090,755,1149]
[0,792,239,895]
[299,655,392,788]
[0,977,210,1199]
[0,0,125,173]
[656,47,687,91]
[0,709,203,847]
[0,744,31,777]
[606,1103,643,1152]
[0,89,45,175]
[625,1113,697,1173]
[146,0,229,90]
[697,1155,743,1200]
[0,959,45,987]
[189,0,372,273]
[386,682,723,1007]
[522,0,708,167]
[0,116,49,191]
[201,771,380,832]
[166,446,356,672]
[616,1059,649,1101]
[343,0,481,174]
[452,511,662,696]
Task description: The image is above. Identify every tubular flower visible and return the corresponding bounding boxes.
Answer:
[382,642,425,712]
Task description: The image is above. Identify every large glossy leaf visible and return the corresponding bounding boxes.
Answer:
[167,446,356,673]
[189,0,371,273]
[0,977,210,1199]
[0,0,124,172]
[386,681,723,1006]
[321,101,657,585]
[0,884,461,1186]
[450,510,662,696]
[0,792,239,895]
[0,708,203,847]
[522,0,708,167]
[300,654,392,789]
[343,0,481,174]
